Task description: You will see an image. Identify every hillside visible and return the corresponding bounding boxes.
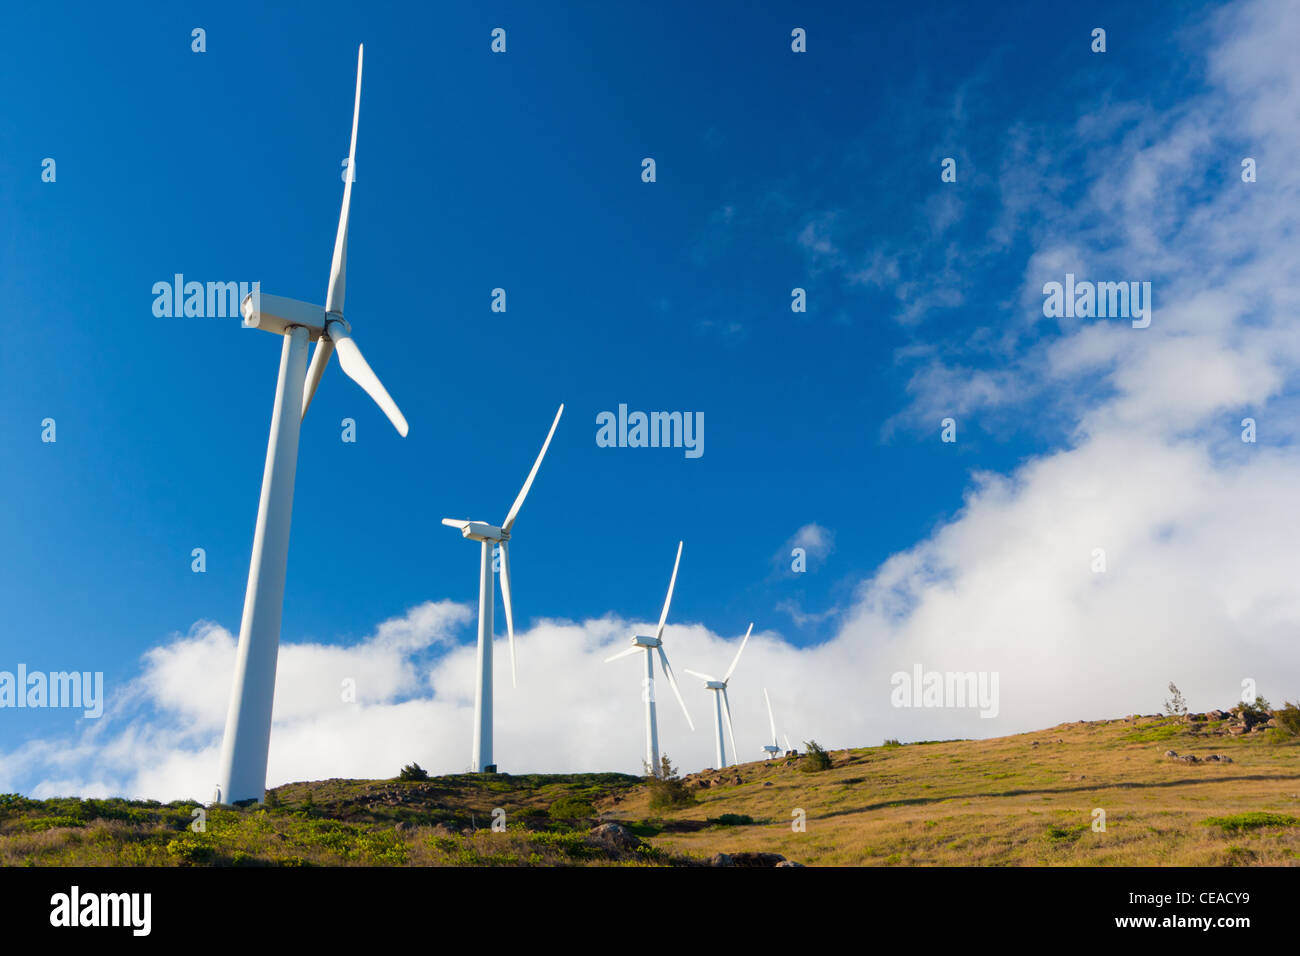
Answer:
[3,710,1298,866]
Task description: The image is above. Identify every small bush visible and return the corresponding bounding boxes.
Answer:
[399,763,429,782]
[712,813,754,826]
[547,795,595,820]
[1272,701,1300,737]
[882,739,902,748]
[645,756,696,811]
[800,740,833,772]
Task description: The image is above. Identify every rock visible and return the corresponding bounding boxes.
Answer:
[1164,750,1178,758]
[763,781,773,787]
[775,860,805,867]
[589,823,642,852]
[1031,741,1039,747]
[1208,710,1229,721]
[729,852,787,867]
[709,853,733,867]
[1228,724,1248,735]
[1178,754,1200,763]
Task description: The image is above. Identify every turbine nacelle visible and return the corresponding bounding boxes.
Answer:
[442,519,507,543]
[631,635,661,649]
[241,292,326,340]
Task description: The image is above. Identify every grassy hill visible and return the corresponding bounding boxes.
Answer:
[3,711,1299,866]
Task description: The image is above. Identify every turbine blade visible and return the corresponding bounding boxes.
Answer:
[441,518,470,529]
[723,622,753,682]
[721,687,739,766]
[499,541,516,687]
[301,337,336,418]
[332,328,409,436]
[654,541,683,643]
[502,404,564,533]
[764,687,778,742]
[783,734,792,752]
[656,645,694,731]
[326,45,363,315]
[603,645,641,664]
[683,669,717,683]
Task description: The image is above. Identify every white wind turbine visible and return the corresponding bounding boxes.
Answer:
[762,687,788,759]
[441,404,564,773]
[684,624,752,769]
[604,542,695,775]
[216,45,409,806]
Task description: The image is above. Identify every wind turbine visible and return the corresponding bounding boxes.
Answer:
[604,541,695,776]
[441,404,564,773]
[762,687,785,759]
[215,45,408,806]
[684,623,752,769]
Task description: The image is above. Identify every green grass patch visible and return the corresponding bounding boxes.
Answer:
[1202,812,1300,834]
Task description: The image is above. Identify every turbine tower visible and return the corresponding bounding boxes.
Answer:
[442,404,564,773]
[685,623,753,769]
[604,541,695,775]
[216,45,409,806]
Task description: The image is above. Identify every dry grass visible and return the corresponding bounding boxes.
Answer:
[608,716,1300,866]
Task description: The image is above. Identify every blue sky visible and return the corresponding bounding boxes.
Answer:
[4,0,1299,795]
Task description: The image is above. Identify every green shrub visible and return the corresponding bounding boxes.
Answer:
[548,795,595,820]
[1272,701,1300,736]
[712,813,754,826]
[801,740,832,772]
[645,756,696,811]
[165,837,214,864]
[882,739,902,748]
[398,763,429,781]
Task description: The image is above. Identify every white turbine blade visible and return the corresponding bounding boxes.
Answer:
[723,622,753,682]
[326,45,363,315]
[654,541,683,642]
[783,734,792,752]
[604,645,641,664]
[502,404,564,533]
[656,645,694,731]
[441,518,470,529]
[682,669,717,683]
[332,328,409,436]
[301,337,336,418]
[499,541,516,687]
[721,687,739,765]
[764,687,778,742]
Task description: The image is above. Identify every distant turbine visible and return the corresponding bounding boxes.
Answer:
[442,404,563,773]
[762,687,786,759]
[216,45,408,806]
[685,623,753,769]
[604,541,695,775]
